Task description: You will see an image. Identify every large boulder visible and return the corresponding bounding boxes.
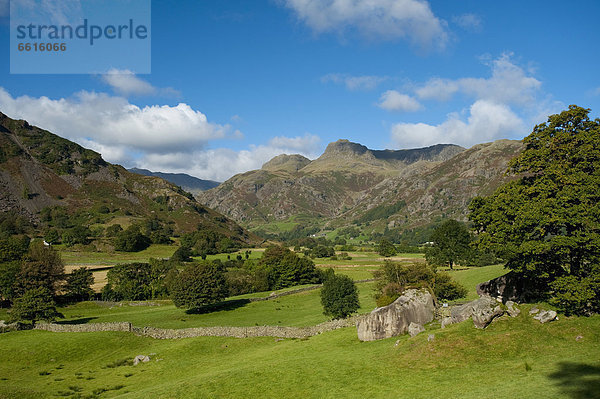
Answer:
[356,289,434,341]
[447,296,505,329]
[476,272,542,303]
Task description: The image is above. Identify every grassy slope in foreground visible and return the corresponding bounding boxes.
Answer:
[0,311,598,399]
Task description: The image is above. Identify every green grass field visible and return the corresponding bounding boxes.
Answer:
[1,307,598,398]
[1,261,597,398]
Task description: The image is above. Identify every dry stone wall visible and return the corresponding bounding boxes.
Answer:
[33,317,361,339]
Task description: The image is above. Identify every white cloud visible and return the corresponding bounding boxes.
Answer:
[101,69,180,97]
[415,53,541,105]
[377,90,422,112]
[452,14,482,31]
[281,0,448,48]
[321,73,387,91]
[390,100,524,148]
[0,87,320,182]
[0,88,227,155]
[136,134,321,181]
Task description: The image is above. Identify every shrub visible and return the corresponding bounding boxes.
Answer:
[9,287,62,324]
[171,262,228,310]
[113,227,151,252]
[320,273,359,319]
[65,267,95,302]
[434,272,468,301]
[377,239,397,257]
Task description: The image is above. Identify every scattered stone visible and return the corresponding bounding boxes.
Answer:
[441,317,452,329]
[133,355,150,366]
[533,310,557,324]
[427,334,435,342]
[356,289,435,341]
[575,335,584,341]
[506,301,521,317]
[394,339,401,347]
[529,307,539,315]
[408,322,425,337]
[274,338,284,342]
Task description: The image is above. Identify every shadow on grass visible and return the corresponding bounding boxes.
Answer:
[56,317,98,325]
[548,362,600,399]
[185,299,250,315]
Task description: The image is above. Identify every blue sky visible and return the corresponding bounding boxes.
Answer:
[0,0,599,181]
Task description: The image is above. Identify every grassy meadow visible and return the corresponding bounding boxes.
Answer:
[1,250,598,398]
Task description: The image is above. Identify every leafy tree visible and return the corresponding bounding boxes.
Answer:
[171,246,193,262]
[106,262,152,300]
[469,106,600,312]
[425,220,472,270]
[9,287,62,324]
[15,242,65,297]
[309,245,335,258]
[44,229,60,245]
[113,226,151,252]
[377,239,397,257]
[374,261,466,306]
[0,261,21,302]
[65,267,95,302]
[0,233,30,262]
[320,273,359,319]
[171,261,228,310]
[61,226,91,246]
[257,246,321,289]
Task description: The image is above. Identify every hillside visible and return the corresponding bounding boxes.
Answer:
[128,168,220,195]
[0,112,257,244]
[199,138,523,238]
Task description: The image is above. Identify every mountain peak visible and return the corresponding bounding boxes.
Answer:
[322,139,369,158]
[262,154,311,172]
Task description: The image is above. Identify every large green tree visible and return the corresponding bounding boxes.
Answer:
[65,267,95,302]
[171,261,228,310]
[320,273,359,319]
[469,106,600,313]
[9,287,62,325]
[425,219,472,270]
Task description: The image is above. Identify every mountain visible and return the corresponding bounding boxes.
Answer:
[0,112,257,244]
[128,168,220,195]
[199,138,521,237]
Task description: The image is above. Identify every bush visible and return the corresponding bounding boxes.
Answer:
[377,239,397,257]
[309,245,335,258]
[9,287,62,324]
[65,267,95,302]
[113,227,151,252]
[434,272,468,301]
[171,246,192,262]
[171,262,228,310]
[320,273,359,319]
[374,261,466,304]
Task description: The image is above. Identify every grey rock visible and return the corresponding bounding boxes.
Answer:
[529,307,539,315]
[575,335,584,342]
[356,289,434,341]
[446,295,505,329]
[427,334,435,342]
[506,301,521,317]
[133,355,150,365]
[533,310,557,324]
[441,317,453,329]
[408,322,425,337]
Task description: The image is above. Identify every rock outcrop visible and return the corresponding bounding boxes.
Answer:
[408,322,425,337]
[533,310,557,324]
[446,296,505,329]
[356,289,434,341]
[476,272,541,303]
